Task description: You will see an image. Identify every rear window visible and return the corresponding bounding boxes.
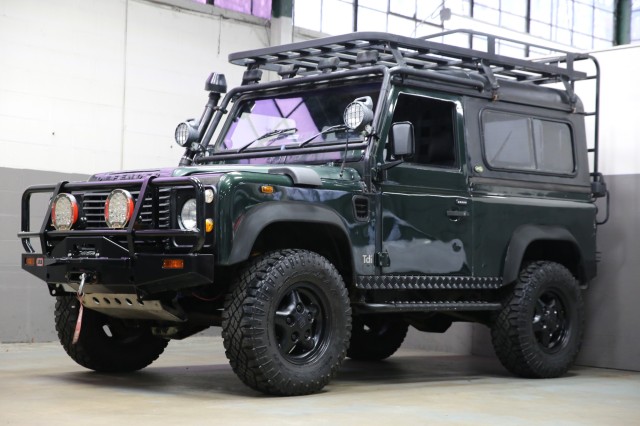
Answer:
[482,111,574,174]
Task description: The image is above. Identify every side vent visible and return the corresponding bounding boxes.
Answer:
[352,196,370,222]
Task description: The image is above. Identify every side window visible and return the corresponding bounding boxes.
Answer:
[482,110,574,174]
[483,111,535,170]
[391,94,457,168]
[532,119,574,174]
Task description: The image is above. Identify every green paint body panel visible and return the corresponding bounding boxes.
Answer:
[167,79,598,287]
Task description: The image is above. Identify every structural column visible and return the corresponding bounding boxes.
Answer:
[615,0,631,45]
[271,0,293,46]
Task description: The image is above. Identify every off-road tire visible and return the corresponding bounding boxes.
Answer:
[491,261,584,378]
[55,296,168,372]
[347,315,409,361]
[222,249,352,396]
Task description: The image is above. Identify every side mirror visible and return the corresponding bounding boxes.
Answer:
[390,121,415,158]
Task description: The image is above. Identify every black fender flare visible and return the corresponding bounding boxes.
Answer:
[226,201,353,265]
[503,224,583,285]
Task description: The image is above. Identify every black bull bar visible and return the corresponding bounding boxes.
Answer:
[18,176,214,294]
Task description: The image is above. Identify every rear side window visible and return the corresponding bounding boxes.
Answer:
[482,111,574,174]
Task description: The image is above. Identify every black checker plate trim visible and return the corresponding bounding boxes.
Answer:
[353,301,502,313]
[356,275,503,290]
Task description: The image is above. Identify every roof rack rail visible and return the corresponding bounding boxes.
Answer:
[229,31,587,85]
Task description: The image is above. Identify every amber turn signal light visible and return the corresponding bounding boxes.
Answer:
[162,259,184,269]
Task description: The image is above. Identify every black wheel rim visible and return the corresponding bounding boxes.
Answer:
[532,289,570,353]
[274,283,328,364]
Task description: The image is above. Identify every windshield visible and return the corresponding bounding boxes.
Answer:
[212,82,380,164]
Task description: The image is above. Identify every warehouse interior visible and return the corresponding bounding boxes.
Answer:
[1,0,639,423]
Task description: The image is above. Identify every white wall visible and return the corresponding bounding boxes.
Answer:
[0,0,270,343]
[0,0,269,174]
[591,45,640,177]
[576,46,640,371]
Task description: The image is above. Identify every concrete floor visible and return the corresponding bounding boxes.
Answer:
[1,337,638,425]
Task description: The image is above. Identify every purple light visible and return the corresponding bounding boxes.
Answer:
[189,0,272,19]
[215,0,250,14]
[252,0,272,19]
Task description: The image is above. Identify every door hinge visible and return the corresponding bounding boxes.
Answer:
[375,251,390,267]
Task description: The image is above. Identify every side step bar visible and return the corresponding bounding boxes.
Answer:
[352,301,502,314]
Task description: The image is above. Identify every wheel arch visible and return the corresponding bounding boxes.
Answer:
[226,202,354,282]
[503,224,585,285]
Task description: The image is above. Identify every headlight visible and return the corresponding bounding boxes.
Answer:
[179,198,198,230]
[105,189,134,229]
[344,96,374,131]
[175,121,198,147]
[51,193,79,230]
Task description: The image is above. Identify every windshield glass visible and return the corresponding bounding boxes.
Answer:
[212,82,380,164]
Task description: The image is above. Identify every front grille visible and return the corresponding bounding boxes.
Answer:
[79,188,171,229]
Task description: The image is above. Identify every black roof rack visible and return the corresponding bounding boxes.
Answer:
[229,31,589,87]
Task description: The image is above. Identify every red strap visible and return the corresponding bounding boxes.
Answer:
[72,296,84,345]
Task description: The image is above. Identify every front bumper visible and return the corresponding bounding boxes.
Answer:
[22,240,214,296]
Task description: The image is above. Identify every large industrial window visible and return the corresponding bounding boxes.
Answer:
[293,0,443,37]
[482,111,574,174]
[293,0,615,51]
[632,0,640,43]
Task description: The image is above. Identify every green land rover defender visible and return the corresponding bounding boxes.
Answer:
[20,31,608,396]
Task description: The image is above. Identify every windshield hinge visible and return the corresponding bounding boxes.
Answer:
[375,251,390,267]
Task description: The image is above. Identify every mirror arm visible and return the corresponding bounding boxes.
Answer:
[372,159,404,181]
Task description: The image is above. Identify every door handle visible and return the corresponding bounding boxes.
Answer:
[446,209,469,219]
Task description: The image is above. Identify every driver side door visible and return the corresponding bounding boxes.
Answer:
[380,91,472,276]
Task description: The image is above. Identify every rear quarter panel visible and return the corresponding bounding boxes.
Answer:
[463,96,596,280]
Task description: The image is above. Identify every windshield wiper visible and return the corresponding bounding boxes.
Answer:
[237,127,298,153]
[297,124,350,148]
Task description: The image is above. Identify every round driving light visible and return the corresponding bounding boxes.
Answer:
[179,198,198,230]
[105,189,134,229]
[51,193,79,230]
[344,96,374,131]
[344,103,366,130]
[175,122,198,147]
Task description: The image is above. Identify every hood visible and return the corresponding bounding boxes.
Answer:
[90,164,361,187]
